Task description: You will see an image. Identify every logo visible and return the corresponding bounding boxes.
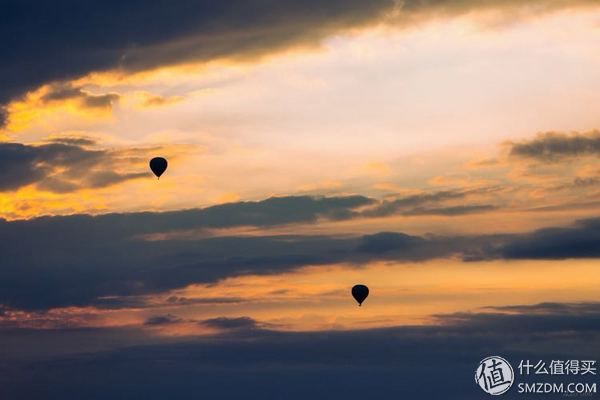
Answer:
[475,356,515,395]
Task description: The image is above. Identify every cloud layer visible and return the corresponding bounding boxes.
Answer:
[0,140,148,192]
[1,0,597,112]
[0,194,598,310]
[509,131,600,161]
[0,0,394,106]
[2,302,599,399]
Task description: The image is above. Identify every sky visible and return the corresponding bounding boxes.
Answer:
[1,1,600,399]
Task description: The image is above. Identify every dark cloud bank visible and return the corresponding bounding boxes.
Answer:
[41,83,120,109]
[1,303,600,399]
[0,194,599,310]
[510,131,600,161]
[0,0,394,106]
[0,0,597,111]
[0,141,147,193]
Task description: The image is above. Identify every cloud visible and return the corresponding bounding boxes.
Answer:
[135,194,375,231]
[0,189,598,311]
[48,136,98,147]
[2,302,600,399]
[484,217,600,260]
[0,0,395,105]
[362,187,500,217]
[484,302,600,315]
[0,141,147,192]
[1,0,597,108]
[0,106,7,128]
[0,195,376,310]
[357,232,426,254]
[144,314,183,326]
[142,94,184,107]
[572,176,600,187]
[41,83,119,109]
[509,131,600,161]
[436,304,600,334]
[200,316,262,331]
[165,296,244,306]
[402,204,498,216]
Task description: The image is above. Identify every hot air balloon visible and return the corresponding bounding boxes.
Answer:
[351,284,369,306]
[149,157,168,179]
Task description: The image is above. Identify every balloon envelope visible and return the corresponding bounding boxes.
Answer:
[351,284,369,306]
[149,157,168,178]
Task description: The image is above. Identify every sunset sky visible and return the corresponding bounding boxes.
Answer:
[1,1,600,398]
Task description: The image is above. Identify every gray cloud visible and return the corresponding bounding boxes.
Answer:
[142,94,183,107]
[363,187,501,217]
[484,302,600,315]
[363,189,473,217]
[483,217,600,260]
[402,204,498,216]
[572,176,600,187]
[165,296,244,306]
[200,316,262,331]
[144,314,183,326]
[1,0,597,110]
[0,0,395,106]
[0,192,598,311]
[40,83,120,109]
[0,195,378,310]
[356,232,427,254]
[436,305,600,334]
[0,106,7,128]
[48,136,98,146]
[509,131,600,161]
[0,141,148,192]
[2,302,600,399]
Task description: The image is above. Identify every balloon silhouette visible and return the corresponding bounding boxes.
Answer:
[149,157,168,179]
[351,284,369,306]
